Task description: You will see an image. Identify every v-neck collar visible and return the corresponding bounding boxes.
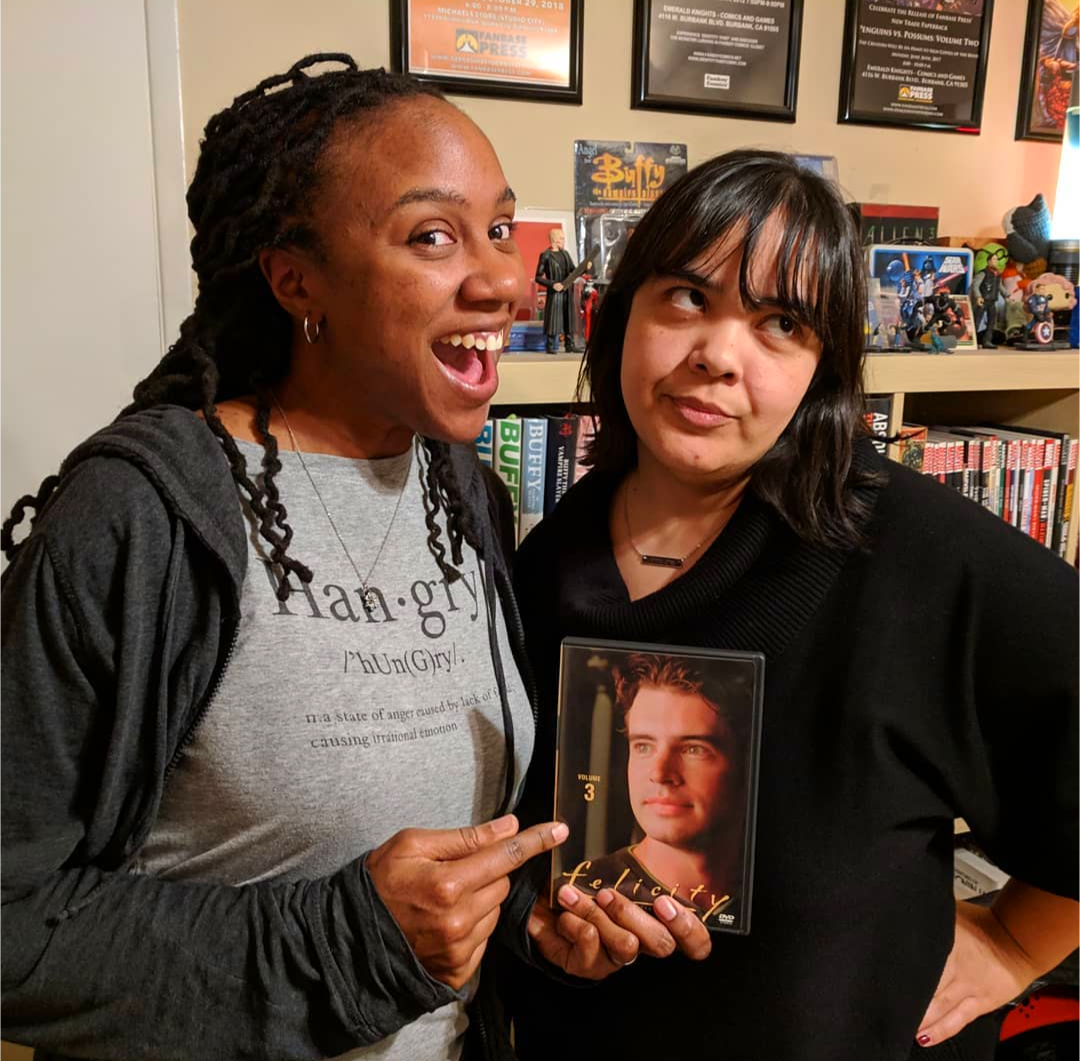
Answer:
[550,445,883,659]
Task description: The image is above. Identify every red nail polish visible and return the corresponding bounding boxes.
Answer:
[917,1033,932,1046]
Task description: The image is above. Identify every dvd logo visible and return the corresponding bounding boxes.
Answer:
[898,84,933,102]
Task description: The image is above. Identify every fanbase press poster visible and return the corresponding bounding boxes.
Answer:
[847,0,989,127]
[552,638,763,934]
[405,0,574,87]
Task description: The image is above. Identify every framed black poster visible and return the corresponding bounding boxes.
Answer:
[838,0,994,133]
[390,0,583,104]
[1016,0,1077,142]
[631,0,803,121]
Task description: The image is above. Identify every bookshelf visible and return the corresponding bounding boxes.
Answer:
[494,348,1080,563]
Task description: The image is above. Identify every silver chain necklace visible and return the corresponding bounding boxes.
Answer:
[272,393,413,614]
[622,478,723,569]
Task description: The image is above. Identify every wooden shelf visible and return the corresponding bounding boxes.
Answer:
[494,353,584,405]
[865,350,1079,394]
[494,349,1079,405]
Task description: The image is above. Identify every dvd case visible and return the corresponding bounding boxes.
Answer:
[552,638,764,934]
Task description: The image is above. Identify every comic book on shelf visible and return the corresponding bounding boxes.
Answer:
[897,423,929,473]
[552,637,764,935]
[1060,439,1078,559]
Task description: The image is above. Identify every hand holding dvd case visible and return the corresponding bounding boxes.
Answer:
[551,638,764,934]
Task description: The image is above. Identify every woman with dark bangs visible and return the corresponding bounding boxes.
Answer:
[502,150,1078,1060]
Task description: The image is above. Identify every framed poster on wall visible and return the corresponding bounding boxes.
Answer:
[631,0,803,120]
[1016,0,1078,142]
[838,0,994,133]
[390,0,583,104]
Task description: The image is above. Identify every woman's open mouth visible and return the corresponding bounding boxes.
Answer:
[431,331,504,399]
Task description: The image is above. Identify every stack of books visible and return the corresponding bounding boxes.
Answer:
[897,423,1077,557]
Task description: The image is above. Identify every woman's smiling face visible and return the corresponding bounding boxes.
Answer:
[300,97,525,443]
[620,212,823,487]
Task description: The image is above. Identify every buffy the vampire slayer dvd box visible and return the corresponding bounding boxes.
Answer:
[552,638,764,934]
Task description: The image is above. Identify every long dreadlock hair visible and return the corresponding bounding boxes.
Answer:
[2,55,488,598]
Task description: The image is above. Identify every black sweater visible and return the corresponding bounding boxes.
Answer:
[503,445,1078,1061]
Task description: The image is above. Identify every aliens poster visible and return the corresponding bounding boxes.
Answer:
[552,638,763,934]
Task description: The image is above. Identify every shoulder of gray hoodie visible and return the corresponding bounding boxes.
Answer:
[0,404,538,1061]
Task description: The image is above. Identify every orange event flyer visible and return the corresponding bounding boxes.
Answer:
[407,0,573,86]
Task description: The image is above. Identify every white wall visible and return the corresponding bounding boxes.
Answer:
[178,0,1062,238]
[0,0,189,524]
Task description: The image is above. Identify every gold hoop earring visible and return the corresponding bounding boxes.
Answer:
[303,312,322,345]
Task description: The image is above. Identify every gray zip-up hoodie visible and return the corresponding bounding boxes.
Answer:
[1,405,535,1061]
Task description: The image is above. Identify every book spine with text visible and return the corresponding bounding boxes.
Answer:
[545,414,579,514]
[1006,439,1022,528]
[1031,439,1048,545]
[1048,436,1068,554]
[1059,439,1078,559]
[519,417,548,544]
[1041,437,1061,548]
[864,396,892,456]
[494,417,523,539]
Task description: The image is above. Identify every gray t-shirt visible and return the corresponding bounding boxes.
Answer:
[137,439,534,1060]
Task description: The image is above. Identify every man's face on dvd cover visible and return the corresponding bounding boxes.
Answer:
[624,685,734,850]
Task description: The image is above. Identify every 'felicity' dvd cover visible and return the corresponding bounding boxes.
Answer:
[552,637,764,934]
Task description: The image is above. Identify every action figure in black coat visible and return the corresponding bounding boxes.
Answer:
[535,228,576,353]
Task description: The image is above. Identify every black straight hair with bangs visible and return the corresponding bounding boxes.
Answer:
[580,148,881,551]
